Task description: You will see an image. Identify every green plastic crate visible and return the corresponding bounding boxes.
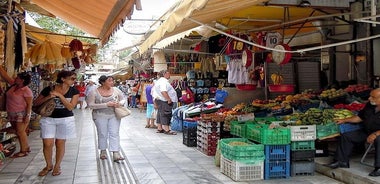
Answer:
[246,123,291,145]
[219,138,265,162]
[230,121,253,138]
[316,122,339,139]
[291,141,315,150]
[254,117,277,124]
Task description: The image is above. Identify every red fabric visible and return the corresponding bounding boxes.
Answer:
[76,85,86,97]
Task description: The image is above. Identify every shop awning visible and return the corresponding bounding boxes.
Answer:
[26,0,141,45]
[25,24,89,45]
[138,0,354,54]
[139,0,268,54]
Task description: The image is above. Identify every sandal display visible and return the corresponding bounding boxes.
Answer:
[38,167,53,176]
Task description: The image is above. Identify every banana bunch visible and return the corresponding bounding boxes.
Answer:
[271,73,283,85]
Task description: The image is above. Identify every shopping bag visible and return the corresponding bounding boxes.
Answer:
[115,107,131,119]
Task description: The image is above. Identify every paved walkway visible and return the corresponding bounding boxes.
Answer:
[0,108,356,183]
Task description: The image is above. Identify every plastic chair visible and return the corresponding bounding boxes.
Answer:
[360,143,374,167]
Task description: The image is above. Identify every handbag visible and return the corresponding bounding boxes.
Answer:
[115,106,131,119]
[32,98,56,117]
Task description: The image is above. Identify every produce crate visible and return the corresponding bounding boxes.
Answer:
[220,155,264,181]
[324,96,347,106]
[316,122,339,139]
[339,123,363,134]
[197,137,218,147]
[197,143,217,156]
[290,125,316,141]
[291,141,315,151]
[198,120,221,128]
[183,119,198,129]
[291,150,315,161]
[183,137,197,147]
[230,121,250,138]
[246,124,291,145]
[296,102,320,113]
[264,160,290,180]
[197,126,220,134]
[268,84,295,93]
[183,127,197,138]
[255,117,277,123]
[219,138,264,161]
[291,160,315,176]
[264,145,290,161]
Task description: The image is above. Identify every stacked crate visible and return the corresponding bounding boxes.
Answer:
[290,124,316,176]
[219,138,265,181]
[182,119,198,147]
[245,123,291,179]
[197,120,221,156]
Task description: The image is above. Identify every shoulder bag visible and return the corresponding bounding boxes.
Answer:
[32,86,56,117]
[113,89,131,119]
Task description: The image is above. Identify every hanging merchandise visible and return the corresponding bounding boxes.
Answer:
[242,49,253,68]
[5,19,15,78]
[25,41,65,66]
[61,46,72,61]
[271,44,292,65]
[69,39,83,52]
[0,26,5,63]
[153,50,167,72]
[14,23,23,71]
[71,57,80,69]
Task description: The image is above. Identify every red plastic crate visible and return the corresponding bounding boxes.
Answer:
[268,85,294,93]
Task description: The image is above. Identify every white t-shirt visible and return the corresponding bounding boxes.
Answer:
[153,77,178,102]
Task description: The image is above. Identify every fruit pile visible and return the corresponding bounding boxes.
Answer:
[319,88,346,99]
[333,103,365,112]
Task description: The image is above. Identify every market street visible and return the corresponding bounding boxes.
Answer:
[0,108,372,184]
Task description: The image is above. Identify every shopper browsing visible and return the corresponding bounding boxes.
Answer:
[34,70,79,176]
[153,70,178,135]
[0,66,33,158]
[86,75,125,162]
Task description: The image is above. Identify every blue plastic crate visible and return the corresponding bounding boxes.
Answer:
[339,123,363,134]
[264,160,290,180]
[183,119,198,129]
[265,145,290,161]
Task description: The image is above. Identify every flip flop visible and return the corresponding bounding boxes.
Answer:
[164,131,177,135]
[150,125,158,129]
[11,151,28,158]
[156,129,165,133]
[38,167,53,176]
[145,125,150,128]
[52,167,61,176]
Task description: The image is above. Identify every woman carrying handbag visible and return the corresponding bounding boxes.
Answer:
[33,70,79,177]
[86,75,125,162]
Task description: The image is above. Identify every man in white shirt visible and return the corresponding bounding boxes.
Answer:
[152,70,177,135]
